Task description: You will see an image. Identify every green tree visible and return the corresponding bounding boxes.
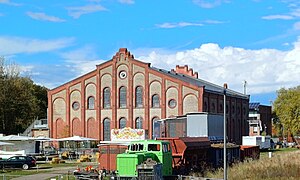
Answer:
[0,57,48,134]
[273,86,300,136]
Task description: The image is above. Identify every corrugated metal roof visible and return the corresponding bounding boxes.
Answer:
[249,102,260,110]
[151,67,249,99]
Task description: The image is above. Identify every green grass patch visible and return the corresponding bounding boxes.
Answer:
[206,148,300,180]
[0,163,80,177]
[0,169,50,180]
[260,148,299,159]
[37,162,79,168]
[0,169,50,176]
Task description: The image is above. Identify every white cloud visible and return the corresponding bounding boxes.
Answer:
[67,4,107,19]
[193,0,230,8]
[262,5,300,20]
[19,65,41,77]
[136,39,300,94]
[293,21,300,30]
[262,14,294,20]
[0,0,21,6]
[60,46,105,75]
[203,20,226,24]
[118,0,134,4]
[156,22,203,29]
[37,39,300,93]
[282,42,290,46]
[156,20,226,29]
[290,8,300,17]
[26,12,66,22]
[0,36,74,55]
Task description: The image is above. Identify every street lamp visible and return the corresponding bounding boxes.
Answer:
[223,87,227,180]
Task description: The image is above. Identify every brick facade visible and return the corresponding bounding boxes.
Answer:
[48,48,249,144]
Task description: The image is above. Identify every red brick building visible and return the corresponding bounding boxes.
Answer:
[48,48,249,144]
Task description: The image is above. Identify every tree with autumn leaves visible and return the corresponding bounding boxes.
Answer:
[0,57,48,135]
[273,86,300,137]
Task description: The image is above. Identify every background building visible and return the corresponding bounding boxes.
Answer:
[248,103,272,136]
[48,48,249,144]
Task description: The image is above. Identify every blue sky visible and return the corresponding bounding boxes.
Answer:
[1,0,300,105]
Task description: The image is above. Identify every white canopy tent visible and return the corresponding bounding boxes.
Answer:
[34,136,57,142]
[0,135,36,154]
[0,141,14,146]
[56,136,97,141]
[34,136,58,154]
[56,136,98,159]
[0,135,34,141]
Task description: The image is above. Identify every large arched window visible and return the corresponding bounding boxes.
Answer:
[103,87,111,108]
[152,94,160,108]
[87,96,95,109]
[119,86,127,108]
[103,118,111,141]
[135,86,143,108]
[135,117,143,129]
[119,117,126,129]
[152,117,160,139]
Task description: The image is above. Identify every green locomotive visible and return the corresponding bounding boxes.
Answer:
[116,140,173,178]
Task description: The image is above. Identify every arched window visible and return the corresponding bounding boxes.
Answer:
[211,103,215,113]
[119,86,127,108]
[135,86,143,108]
[151,94,160,108]
[103,87,111,108]
[152,117,160,139]
[87,96,95,109]
[135,117,143,129]
[103,118,111,141]
[119,118,126,129]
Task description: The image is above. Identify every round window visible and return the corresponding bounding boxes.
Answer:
[168,99,177,108]
[119,71,127,79]
[72,102,80,110]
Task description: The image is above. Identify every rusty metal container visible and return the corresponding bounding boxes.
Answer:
[98,144,128,172]
[157,137,211,174]
[240,145,260,161]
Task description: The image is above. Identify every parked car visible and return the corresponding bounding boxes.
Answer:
[0,156,36,170]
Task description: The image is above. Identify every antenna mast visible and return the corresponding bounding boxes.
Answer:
[243,80,247,95]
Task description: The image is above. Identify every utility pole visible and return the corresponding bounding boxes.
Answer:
[223,87,227,180]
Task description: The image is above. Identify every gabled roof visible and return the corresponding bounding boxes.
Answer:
[0,135,34,141]
[151,66,249,99]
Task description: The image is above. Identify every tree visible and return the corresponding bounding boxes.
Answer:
[272,113,282,137]
[273,86,300,136]
[0,57,48,134]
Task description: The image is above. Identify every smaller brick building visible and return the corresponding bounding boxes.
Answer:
[248,103,272,136]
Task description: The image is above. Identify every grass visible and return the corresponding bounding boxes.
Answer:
[206,148,300,180]
[0,169,50,180]
[0,161,97,180]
